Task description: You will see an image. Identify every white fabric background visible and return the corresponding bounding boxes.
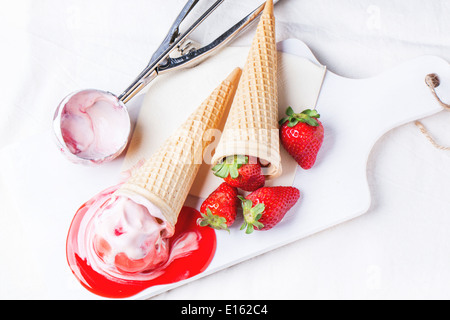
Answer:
[1,0,450,299]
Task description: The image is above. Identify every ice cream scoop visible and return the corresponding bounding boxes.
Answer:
[53,0,272,164]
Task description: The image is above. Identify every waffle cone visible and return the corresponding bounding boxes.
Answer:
[116,68,241,228]
[211,0,281,178]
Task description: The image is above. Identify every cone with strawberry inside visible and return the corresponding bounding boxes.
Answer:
[211,0,281,181]
[212,155,265,192]
[116,68,242,229]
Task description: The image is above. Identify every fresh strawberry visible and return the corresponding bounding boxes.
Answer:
[197,182,239,232]
[279,107,324,170]
[212,155,265,192]
[238,186,300,234]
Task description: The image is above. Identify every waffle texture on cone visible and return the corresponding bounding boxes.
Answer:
[212,0,281,178]
[116,68,242,228]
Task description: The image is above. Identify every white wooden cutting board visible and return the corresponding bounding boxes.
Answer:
[0,39,448,299]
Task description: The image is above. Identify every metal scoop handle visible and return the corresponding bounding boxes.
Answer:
[118,0,224,104]
[118,0,275,104]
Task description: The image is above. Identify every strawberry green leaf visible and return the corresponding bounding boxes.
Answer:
[229,165,239,179]
[213,164,230,178]
[235,155,248,165]
[238,197,266,234]
[252,203,265,216]
[286,106,295,116]
[286,118,300,128]
[197,208,230,233]
[302,109,320,118]
[278,116,290,125]
[245,224,254,234]
[211,163,223,172]
[279,106,321,127]
[213,155,248,179]
[305,117,318,126]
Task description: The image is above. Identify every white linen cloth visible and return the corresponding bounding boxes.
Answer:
[1,0,450,299]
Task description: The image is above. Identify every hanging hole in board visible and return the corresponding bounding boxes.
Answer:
[425,73,440,89]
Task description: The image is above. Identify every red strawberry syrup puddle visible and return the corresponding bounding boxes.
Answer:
[66,187,216,299]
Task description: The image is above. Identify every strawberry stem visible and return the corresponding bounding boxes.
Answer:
[238,196,265,234]
[279,107,320,127]
[212,155,248,179]
[197,208,230,233]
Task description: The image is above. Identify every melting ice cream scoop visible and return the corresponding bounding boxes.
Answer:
[53,89,131,165]
[92,194,174,274]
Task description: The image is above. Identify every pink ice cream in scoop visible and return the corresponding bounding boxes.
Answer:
[57,89,130,163]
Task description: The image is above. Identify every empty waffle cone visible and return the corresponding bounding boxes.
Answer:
[211,0,281,178]
[116,68,242,228]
